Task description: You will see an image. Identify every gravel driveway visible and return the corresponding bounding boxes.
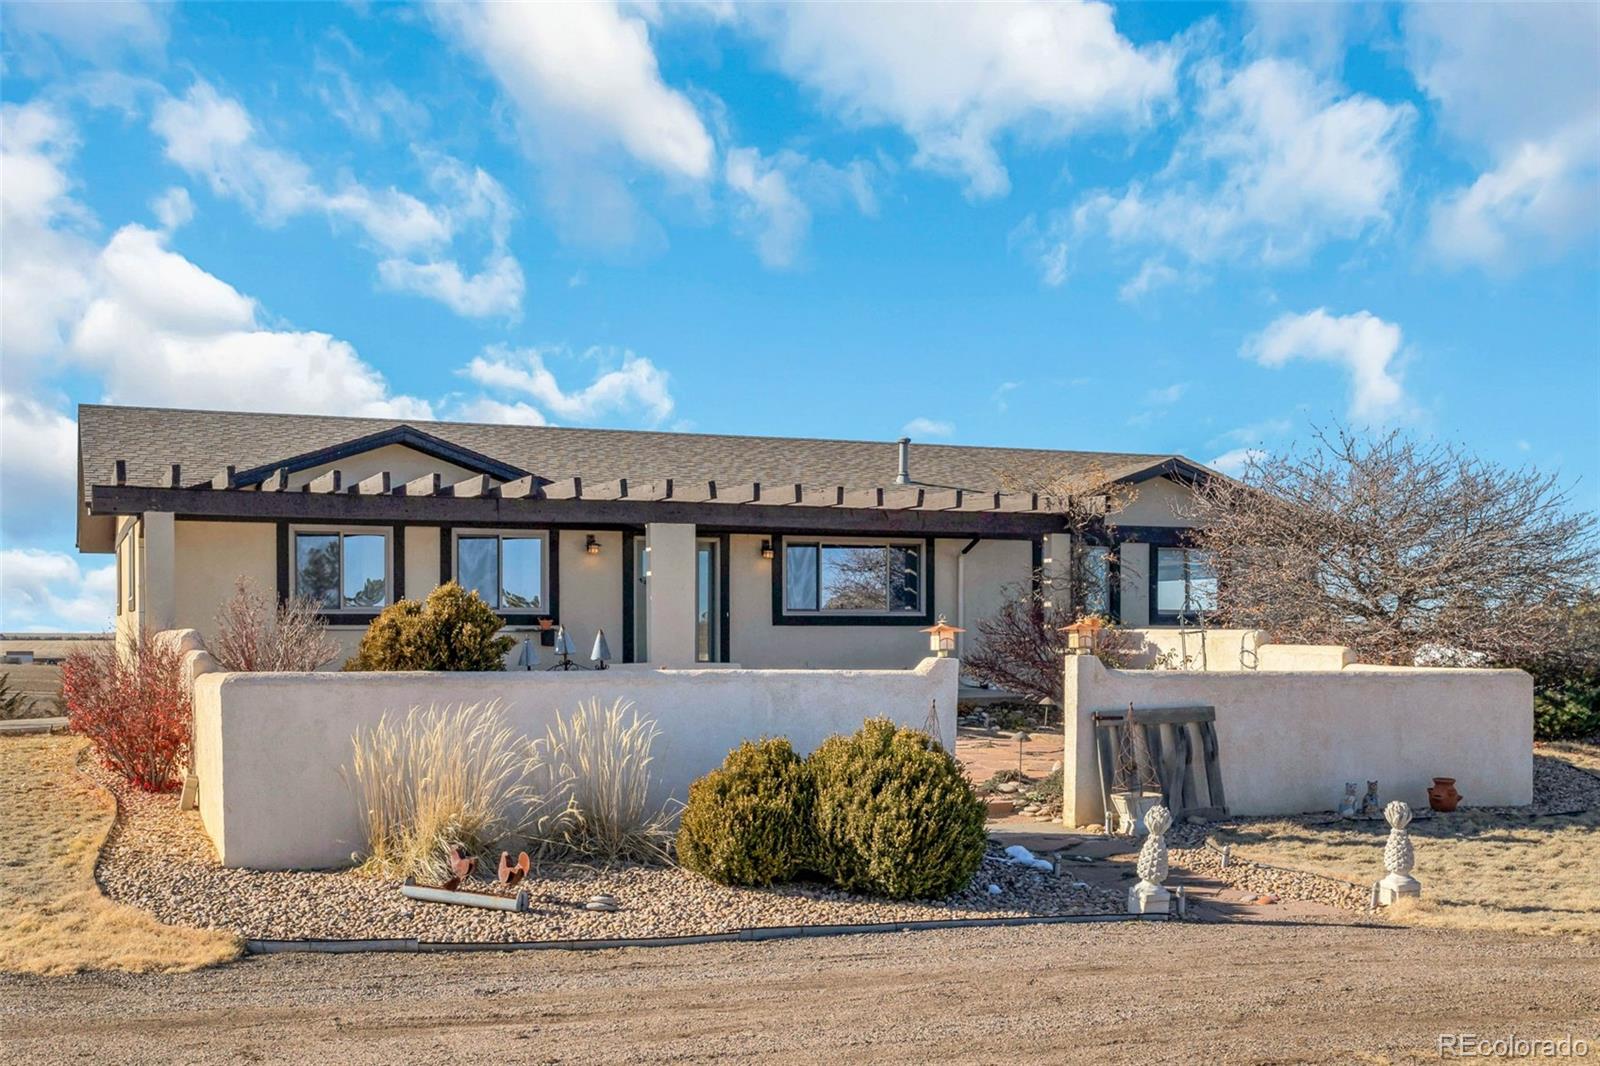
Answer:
[4,922,1596,1064]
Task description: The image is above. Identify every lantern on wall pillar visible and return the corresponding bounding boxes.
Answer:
[920,615,965,658]
[1061,616,1105,656]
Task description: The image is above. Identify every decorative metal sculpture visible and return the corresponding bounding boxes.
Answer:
[1377,800,1422,905]
[1339,782,1359,818]
[548,626,579,670]
[498,850,531,888]
[444,845,477,890]
[590,629,612,670]
[515,638,539,670]
[1359,780,1380,819]
[1127,803,1173,915]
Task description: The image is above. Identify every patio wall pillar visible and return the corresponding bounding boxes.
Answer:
[141,511,177,633]
[644,522,697,666]
[1060,651,1107,827]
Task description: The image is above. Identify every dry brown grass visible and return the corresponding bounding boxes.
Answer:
[1211,750,1600,942]
[0,734,241,976]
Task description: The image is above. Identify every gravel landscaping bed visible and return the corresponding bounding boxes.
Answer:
[1160,743,1600,916]
[91,764,1122,943]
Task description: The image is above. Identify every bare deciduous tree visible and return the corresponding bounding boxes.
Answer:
[213,578,340,672]
[1187,426,1600,665]
[964,462,1143,702]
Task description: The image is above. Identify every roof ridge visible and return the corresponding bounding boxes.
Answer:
[76,402,1182,462]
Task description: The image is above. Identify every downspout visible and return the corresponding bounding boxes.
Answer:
[957,536,980,658]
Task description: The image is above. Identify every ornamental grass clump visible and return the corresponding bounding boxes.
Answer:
[808,718,987,900]
[343,582,515,672]
[528,698,678,863]
[676,738,813,886]
[344,700,569,881]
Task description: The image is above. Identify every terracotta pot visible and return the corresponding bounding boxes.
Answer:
[1427,777,1461,812]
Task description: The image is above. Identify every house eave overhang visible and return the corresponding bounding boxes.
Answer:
[86,484,1073,538]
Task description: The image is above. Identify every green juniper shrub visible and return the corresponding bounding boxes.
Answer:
[344,582,515,671]
[676,738,814,886]
[1532,668,1600,741]
[808,718,987,900]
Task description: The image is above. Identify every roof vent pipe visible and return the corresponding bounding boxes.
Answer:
[895,436,911,485]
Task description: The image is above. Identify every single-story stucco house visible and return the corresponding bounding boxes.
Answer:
[75,404,1219,669]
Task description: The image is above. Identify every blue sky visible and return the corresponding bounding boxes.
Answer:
[2,1,1597,631]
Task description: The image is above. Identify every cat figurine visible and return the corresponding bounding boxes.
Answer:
[1338,782,1359,818]
[1359,780,1380,819]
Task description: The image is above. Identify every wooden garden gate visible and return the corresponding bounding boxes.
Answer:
[1093,704,1227,820]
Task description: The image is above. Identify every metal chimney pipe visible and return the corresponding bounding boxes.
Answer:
[895,437,911,485]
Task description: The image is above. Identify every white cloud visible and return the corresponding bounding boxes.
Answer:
[1406,4,1600,271]
[1119,258,1179,302]
[150,82,523,316]
[67,224,433,419]
[1207,448,1266,477]
[150,185,193,231]
[429,1,713,246]
[1062,57,1411,278]
[2,0,166,65]
[1145,383,1187,406]
[901,417,953,439]
[461,346,675,426]
[0,548,117,631]
[724,147,875,268]
[432,1,713,181]
[743,1,1176,199]
[0,390,78,540]
[1244,308,1405,421]
[452,397,550,427]
[0,102,97,377]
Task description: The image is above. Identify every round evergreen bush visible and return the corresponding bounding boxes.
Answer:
[808,718,987,900]
[676,738,813,886]
[344,582,516,671]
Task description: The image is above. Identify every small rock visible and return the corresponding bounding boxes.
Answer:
[997,781,1021,794]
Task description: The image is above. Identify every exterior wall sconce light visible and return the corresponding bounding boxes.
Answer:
[585,534,601,556]
[760,539,774,560]
[920,615,964,658]
[1061,616,1105,656]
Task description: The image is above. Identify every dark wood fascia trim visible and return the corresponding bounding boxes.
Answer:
[769,535,936,628]
[621,534,636,664]
[89,487,1071,538]
[391,524,405,602]
[229,425,532,488]
[1030,537,1044,599]
[1115,459,1211,487]
[274,522,289,606]
[1107,547,1123,624]
[717,531,732,663]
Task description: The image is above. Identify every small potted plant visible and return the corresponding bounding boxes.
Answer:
[1108,703,1163,835]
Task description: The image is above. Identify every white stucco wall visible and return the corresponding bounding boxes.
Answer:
[191,655,959,869]
[557,529,624,661]
[173,520,277,648]
[1108,476,1194,528]
[1060,653,1533,825]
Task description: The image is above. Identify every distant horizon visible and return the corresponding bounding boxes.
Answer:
[3,1,1597,630]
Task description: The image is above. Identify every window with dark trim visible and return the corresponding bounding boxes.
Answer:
[452,530,547,611]
[1081,545,1112,617]
[780,538,924,617]
[1151,546,1216,624]
[292,528,391,612]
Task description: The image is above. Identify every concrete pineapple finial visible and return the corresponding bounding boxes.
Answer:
[1377,799,1421,905]
[1128,803,1172,915]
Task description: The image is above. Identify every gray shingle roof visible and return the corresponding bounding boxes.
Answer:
[77,403,1197,504]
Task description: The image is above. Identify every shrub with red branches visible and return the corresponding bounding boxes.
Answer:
[61,631,192,792]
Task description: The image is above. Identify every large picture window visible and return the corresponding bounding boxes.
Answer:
[781,539,923,618]
[1152,546,1216,623]
[293,529,389,611]
[454,531,546,611]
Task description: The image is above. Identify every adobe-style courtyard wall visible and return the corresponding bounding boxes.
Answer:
[1060,652,1532,826]
[187,648,958,870]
